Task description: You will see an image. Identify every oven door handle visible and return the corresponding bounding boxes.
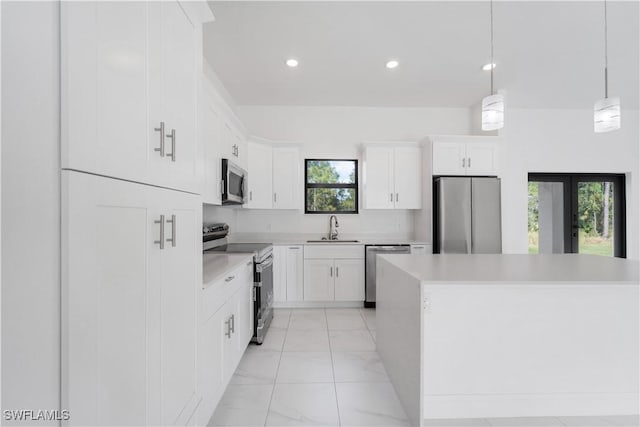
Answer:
[256,255,274,272]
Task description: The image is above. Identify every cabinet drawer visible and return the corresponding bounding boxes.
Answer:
[304,245,364,260]
[200,261,252,324]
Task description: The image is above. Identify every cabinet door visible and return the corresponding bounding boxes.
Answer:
[234,131,249,171]
[303,260,334,301]
[235,269,254,350]
[152,188,200,425]
[222,120,236,162]
[63,171,159,426]
[202,92,222,205]
[157,0,198,192]
[393,146,422,209]
[432,142,466,176]
[286,246,304,301]
[364,146,394,209]
[334,259,365,301]
[245,142,273,209]
[273,246,287,303]
[197,308,225,426]
[62,2,155,186]
[466,143,499,176]
[273,147,300,210]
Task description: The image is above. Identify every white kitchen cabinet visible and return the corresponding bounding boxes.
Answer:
[202,85,222,205]
[62,1,211,194]
[362,147,394,209]
[62,170,200,426]
[363,144,422,210]
[303,259,335,301]
[273,245,304,303]
[303,245,364,302]
[245,141,273,209]
[222,121,248,171]
[198,260,253,425]
[334,259,365,301]
[432,139,499,176]
[393,147,422,209]
[273,147,301,210]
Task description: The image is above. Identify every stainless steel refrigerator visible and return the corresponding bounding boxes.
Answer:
[433,177,502,254]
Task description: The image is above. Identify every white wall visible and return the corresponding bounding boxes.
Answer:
[1,1,61,421]
[224,105,471,238]
[499,108,640,259]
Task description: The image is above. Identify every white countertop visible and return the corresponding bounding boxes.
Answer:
[380,254,639,284]
[228,232,430,246]
[203,253,253,287]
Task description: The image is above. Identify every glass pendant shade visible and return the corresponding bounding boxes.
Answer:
[481,93,504,131]
[594,96,620,133]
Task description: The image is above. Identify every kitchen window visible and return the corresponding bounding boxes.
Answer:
[305,159,358,214]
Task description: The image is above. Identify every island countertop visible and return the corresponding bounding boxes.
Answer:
[379,253,639,284]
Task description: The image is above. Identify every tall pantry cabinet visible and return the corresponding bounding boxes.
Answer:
[60,2,213,425]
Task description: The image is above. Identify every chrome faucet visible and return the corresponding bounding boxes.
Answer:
[329,215,339,240]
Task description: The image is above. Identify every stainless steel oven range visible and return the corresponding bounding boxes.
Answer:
[203,226,274,344]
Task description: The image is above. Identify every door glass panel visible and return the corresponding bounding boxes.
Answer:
[528,181,565,254]
[576,181,614,257]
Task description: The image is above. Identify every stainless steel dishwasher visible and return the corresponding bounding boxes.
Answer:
[364,244,411,307]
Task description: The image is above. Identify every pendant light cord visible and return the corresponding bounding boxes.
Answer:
[604,0,609,98]
[490,0,495,95]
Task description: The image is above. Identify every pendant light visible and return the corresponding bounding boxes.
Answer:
[481,0,504,131]
[594,0,620,133]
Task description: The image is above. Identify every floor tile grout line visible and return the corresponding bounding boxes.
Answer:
[263,310,290,427]
[325,308,342,427]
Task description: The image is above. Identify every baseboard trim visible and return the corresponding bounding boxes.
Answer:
[273,301,365,309]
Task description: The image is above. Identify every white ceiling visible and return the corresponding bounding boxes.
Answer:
[204,1,639,109]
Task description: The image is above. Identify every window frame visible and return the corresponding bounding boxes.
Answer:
[304,159,359,215]
[528,173,626,258]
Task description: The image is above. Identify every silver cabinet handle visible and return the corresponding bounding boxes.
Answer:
[273,193,277,203]
[225,317,232,339]
[165,129,176,162]
[468,157,471,168]
[336,267,339,277]
[154,215,165,250]
[220,180,225,196]
[396,193,399,202]
[154,122,165,157]
[230,314,235,334]
[165,214,176,247]
[330,266,333,277]
[390,193,393,202]
[462,157,466,168]
[289,247,300,250]
[249,191,252,201]
[225,275,235,282]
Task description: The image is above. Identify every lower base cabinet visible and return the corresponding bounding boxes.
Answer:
[303,245,364,302]
[273,245,304,302]
[62,170,200,426]
[197,260,253,425]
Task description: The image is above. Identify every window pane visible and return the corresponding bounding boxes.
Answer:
[306,160,356,184]
[528,181,565,254]
[577,181,614,257]
[306,188,356,212]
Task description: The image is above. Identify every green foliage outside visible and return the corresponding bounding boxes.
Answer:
[306,160,356,212]
[527,181,614,256]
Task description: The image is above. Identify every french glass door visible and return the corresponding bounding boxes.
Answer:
[528,174,626,258]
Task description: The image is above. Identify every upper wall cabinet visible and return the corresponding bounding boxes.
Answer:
[62,1,212,193]
[431,137,500,176]
[244,142,301,210]
[362,144,422,210]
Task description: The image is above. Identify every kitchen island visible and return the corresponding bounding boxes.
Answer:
[376,254,639,426]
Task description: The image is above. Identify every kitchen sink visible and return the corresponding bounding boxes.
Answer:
[306,239,360,243]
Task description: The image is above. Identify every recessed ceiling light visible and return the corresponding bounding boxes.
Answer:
[386,60,399,69]
[482,63,496,71]
[285,58,299,68]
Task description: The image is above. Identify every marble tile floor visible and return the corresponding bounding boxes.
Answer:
[209,308,639,427]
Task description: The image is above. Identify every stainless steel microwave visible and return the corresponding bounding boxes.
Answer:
[221,159,247,205]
